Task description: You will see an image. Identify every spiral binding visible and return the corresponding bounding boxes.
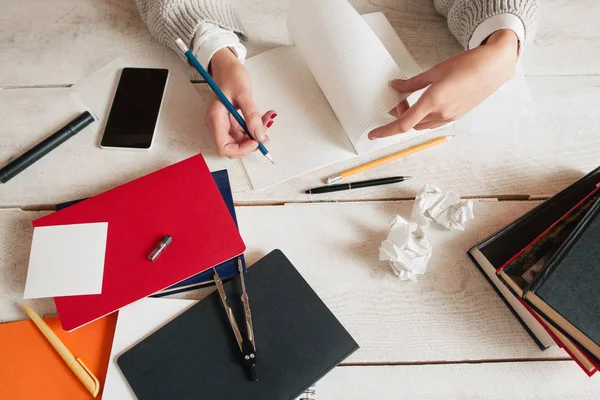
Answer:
[298,384,316,400]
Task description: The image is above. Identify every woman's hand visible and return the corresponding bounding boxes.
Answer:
[369,29,519,139]
[205,48,277,157]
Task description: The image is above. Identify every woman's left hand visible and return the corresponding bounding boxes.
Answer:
[369,29,519,140]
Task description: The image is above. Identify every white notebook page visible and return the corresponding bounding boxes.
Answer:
[241,6,424,190]
[288,0,405,152]
[349,12,425,154]
[242,46,357,190]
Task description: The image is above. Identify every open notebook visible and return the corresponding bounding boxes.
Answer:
[239,0,424,190]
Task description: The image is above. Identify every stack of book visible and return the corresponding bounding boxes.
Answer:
[469,167,600,376]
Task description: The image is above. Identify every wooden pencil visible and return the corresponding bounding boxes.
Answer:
[327,136,453,184]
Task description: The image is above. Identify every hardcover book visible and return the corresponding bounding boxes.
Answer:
[498,188,600,297]
[524,195,600,364]
[468,167,600,350]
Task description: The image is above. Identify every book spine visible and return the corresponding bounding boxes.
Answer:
[467,252,547,351]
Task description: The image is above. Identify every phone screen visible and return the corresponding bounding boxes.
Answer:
[101,68,169,149]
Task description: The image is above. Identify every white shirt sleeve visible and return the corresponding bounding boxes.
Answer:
[191,21,247,68]
[468,13,525,51]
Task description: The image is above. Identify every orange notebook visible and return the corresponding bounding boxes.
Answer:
[0,314,117,399]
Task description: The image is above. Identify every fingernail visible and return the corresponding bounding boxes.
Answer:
[271,113,278,119]
[368,133,378,140]
[267,120,274,128]
[254,127,265,141]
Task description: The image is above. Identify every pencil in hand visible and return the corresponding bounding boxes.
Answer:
[175,38,274,165]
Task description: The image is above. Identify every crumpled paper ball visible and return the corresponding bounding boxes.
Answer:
[411,184,474,231]
[379,215,432,282]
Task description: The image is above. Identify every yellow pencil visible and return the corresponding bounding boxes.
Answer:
[21,303,100,397]
[327,136,454,184]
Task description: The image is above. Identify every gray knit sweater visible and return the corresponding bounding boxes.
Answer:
[135,0,539,54]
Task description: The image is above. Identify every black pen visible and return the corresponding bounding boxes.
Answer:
[305,176,412,194]
[0,111,95,183]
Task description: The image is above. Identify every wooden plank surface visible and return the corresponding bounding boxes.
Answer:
[1,0,599,88]
[1,76,598,206]
[0,201,570,362]
[235,200,570,363]
[315,362,600,399]
[1,0,599,395]
[0,0,182,87]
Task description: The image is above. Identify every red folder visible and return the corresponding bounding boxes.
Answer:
[33,154,245,331]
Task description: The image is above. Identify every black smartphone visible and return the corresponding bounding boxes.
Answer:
[100,67,169,150]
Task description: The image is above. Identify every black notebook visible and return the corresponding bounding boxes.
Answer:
[524,195,600,362]
[117,250,359,400]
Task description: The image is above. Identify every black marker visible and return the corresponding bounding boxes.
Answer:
[0,111,95,183]
[305,176,412,194]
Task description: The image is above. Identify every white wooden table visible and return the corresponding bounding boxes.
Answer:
[1,0,599,398]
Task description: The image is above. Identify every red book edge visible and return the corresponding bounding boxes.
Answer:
[518,298,598,376]
[495,186,600,274]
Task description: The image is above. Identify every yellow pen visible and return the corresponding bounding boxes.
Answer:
[21,303,100,397]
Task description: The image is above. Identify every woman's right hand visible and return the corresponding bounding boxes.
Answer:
[205,48,277,158]
[369,29,519,139]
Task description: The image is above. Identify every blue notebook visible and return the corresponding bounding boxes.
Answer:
[55,169,245,296]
